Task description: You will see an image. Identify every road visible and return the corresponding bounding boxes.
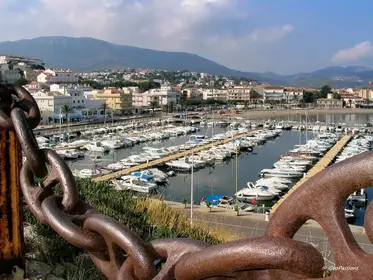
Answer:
[163,200,373,266]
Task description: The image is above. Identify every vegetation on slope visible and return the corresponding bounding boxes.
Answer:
[24,179,226,278]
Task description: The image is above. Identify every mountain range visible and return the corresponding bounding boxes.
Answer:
[0,36,372,88]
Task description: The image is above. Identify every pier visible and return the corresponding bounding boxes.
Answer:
[270,135,352,214]
[92,130,258,182]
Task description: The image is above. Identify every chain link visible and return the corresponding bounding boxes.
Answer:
[8,84,367,279]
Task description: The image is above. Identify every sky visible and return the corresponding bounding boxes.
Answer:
[1,0,373,74]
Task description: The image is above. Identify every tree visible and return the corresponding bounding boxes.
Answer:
[181,198,187,209]
[348,99,352,108]
[14,77,29,86]
[149,101,158,115]
[333,92,341,99]
[100,103,109,125]
[243,100,248,110]
[234,204,240,216]
[320,85,332,98]
[61,105,73,123]
[205,201,212,212]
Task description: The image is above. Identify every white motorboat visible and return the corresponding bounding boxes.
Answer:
[259,168,304,178]
[101,140,123,149]
[235,186,275,202]
[56,150,79,160]
[256,177,292,186]
[254,178,290,191]
[73,168,101,178]
[85,141,109,153]
[246,182,281,195]
[112,176,158,193]
[166,160,194,171]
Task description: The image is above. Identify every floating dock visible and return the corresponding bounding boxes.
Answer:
[270,135,352,214]
[92,130,258,182]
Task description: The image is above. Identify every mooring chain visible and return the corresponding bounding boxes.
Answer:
[0,85,329,279]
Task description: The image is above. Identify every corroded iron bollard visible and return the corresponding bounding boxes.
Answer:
[0,128,24,275]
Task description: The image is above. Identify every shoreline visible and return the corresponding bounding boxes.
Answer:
[206,108,373,121]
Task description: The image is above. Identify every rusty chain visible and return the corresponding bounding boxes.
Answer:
[1,85,372,279]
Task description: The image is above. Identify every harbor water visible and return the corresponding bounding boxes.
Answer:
[65,113,373,227]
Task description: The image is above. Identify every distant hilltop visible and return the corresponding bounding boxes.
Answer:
[0,36,373,88]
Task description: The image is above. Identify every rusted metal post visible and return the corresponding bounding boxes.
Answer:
[0,128,24,274]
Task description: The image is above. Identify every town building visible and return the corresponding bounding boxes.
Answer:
[283,88,303,103]
[0,55,43,66]
[262,86,285,101]
[94,87,133,115]
[37,69,79,84]
[201,89,228,101]
[316,94,343,108]
[182,89,203,100]
[31,91,73,124]
[1,69,21,83]
[227,86,251,101]
[132,86,180,107]
[24,82,50,93]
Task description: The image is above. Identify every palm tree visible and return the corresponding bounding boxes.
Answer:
[60,105,73,123]
[100,103,109,125]
[150,101,158,115]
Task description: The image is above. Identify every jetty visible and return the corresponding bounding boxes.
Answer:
[270,135,352,214]
[92,130,258,182]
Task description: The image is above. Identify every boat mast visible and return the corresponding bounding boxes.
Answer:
[306,109,308,142]
[59,106,62,144]
[299,114,301,145]
[190,146,194,226]
[235,150,238,206]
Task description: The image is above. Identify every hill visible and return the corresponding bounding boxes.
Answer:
[0,36,284,84]
[0,36,372,88]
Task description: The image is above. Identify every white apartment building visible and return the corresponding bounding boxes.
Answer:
[227,86,251,101]
[263,86,285,101]
[132,86,180,107]
[24,82,49,93]
[202,89,228,101]
[37,69,79,84]
[2,69,21,83]
[283,88,303,103]
[50,84,94,109]
[32,91,73,124]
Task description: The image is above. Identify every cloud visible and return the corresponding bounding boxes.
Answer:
[0,0,296,73]
[331,41,373,63]
[249,24,294,43]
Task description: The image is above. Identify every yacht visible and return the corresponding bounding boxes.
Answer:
[112,176,158,193]
[259,168,304,179]
[246,182,281,196]
[254,178,290,191]
[166,160,194,171]
[101,140,123,149]
[235,186,276,202]
[131,169,168,184]
[73,168,101,178]
[85,142,109,153]
[56,150,79,160]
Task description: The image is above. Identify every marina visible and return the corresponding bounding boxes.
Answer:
[34,113,373,226]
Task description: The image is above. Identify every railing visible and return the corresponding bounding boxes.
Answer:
[0,84,372,279]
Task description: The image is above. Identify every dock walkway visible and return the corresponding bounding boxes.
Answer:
[92,130,258,182]
[270,135,352,214]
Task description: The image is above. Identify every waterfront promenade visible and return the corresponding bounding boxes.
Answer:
[271,135,352,213]
[163,200,372,264]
